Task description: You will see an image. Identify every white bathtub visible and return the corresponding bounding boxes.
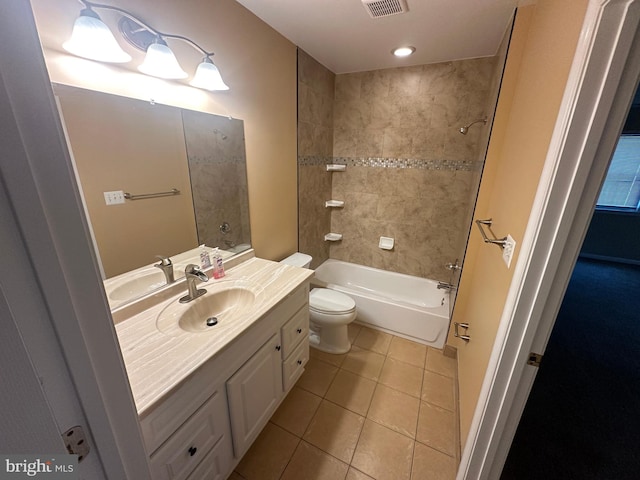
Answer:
[313,259,450,349]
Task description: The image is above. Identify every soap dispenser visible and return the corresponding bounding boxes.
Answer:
[199,245,212,269]
[212,247,225,279]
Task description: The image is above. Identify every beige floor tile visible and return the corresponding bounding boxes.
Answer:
[348,323,363,343]
[346,467,375,480]
[270,386,322,437]
[367,384,420,438]
[325,369,376,416]
[411,442,457,480]
[235,422,299,480]
[310,346,348,367]
[379,357,423,398]
[280,441,349,480]
[416,401,457,457]
[425,348,457,378]
[388,336,427,368]
[354,326,393,354]
[422,370,455,411]
[341,346,385,381]
[303,400,365,463]
[296,357,339,397]
[352,420,414,480]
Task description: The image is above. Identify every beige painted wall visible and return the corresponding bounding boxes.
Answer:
[29,0,298,262]
[450,0,589,445]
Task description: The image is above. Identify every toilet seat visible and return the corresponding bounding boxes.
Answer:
[309,288,355,315]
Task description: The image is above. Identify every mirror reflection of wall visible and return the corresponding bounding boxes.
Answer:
[182,110,251,252]
[55,84,251,279]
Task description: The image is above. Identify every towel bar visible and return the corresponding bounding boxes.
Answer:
[124,188,180,200]
[475,218,507,248]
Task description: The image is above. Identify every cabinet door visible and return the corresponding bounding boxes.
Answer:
[226,333,283,457]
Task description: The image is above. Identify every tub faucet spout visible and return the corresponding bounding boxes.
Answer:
[437,281,457,291]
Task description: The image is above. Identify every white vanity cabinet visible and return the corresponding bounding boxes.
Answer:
[139,281,310,480]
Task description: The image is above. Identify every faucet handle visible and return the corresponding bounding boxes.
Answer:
[445,261,461,271]
[155,255,172,266]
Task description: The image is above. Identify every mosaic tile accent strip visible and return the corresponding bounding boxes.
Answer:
[187,155,246,165]
[298,156,481,171]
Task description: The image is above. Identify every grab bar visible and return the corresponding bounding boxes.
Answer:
[475,218,507,248]
[124,188,180,201]
[454,322,470,342]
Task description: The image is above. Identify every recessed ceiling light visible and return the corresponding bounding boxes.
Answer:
[392,46,416,57]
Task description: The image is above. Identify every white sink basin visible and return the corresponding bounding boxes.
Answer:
[108,270,168,302]
[156,281,262,336]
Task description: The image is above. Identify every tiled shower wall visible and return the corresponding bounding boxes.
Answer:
[298,50,335,268]
[298,51,501,280]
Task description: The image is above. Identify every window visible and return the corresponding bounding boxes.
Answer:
[596,135,640,211]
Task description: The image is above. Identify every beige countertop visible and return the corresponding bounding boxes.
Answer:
[115,257,313,416]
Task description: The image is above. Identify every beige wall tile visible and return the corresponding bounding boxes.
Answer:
[270,386,322,437]
[411,442,457,480]
[303,400,365,463]
[379,357,424,398]
[236,422,299,480]
[325,369,376,416]
[281,441,349,480]
[352,420,414,480]
[368,384,420,438]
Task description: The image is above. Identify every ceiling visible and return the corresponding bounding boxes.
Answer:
[235,0,521,74]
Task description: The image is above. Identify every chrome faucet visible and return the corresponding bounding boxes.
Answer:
[437,281,457,291]
[154,255,175,284]
[179,264,209,303]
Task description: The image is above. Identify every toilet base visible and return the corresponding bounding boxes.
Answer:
[309,326,352,354]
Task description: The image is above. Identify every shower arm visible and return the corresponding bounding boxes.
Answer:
[459,116,488,134]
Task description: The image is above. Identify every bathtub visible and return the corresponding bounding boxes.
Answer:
[313,259,450,349]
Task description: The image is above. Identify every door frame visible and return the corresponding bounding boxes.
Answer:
[0,1,152,478]
[459,0,640,478]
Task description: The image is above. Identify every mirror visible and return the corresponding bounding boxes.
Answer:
[54,84,251,307]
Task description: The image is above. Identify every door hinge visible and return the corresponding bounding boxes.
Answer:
[527,352,543,368]
[62,426,90,462]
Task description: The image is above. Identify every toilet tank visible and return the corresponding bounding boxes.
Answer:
[280,252,312,269]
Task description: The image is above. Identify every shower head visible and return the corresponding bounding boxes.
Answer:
[459,116,488,135]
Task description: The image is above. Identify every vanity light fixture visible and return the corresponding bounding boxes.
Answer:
[392,46,416,57]
[63,0,229,90]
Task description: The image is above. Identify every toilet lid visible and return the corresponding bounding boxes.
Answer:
[309,288,356,314]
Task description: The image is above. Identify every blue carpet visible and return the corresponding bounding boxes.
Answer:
[501,258,640,480]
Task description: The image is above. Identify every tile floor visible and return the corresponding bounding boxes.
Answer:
[231,324,459,480]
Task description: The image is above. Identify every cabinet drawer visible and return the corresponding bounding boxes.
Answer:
[281,306,309,358]
[283,338,309,392]
[149,390,230,480]
[185,432,233,480]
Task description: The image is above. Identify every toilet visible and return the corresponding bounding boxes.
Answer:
[281,253,357,354]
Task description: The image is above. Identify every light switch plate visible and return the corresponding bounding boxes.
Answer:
[104,190,125,205]
[502,234,516,268]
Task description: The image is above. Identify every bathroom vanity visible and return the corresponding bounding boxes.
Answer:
[114,253,313,480]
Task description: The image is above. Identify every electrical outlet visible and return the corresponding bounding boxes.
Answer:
[502,234,516,268]
[104,190,125,205]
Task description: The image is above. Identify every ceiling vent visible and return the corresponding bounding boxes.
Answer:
[362,0,409,18]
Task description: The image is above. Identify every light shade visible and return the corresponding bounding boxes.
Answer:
[63,9,131,63]
[138,41,188,79]
[190,57,229,91]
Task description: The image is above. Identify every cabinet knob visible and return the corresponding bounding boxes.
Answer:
[275,345,281,351]
[188,446,197,457]
[297,360,303,365]
[296,328,302,334]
